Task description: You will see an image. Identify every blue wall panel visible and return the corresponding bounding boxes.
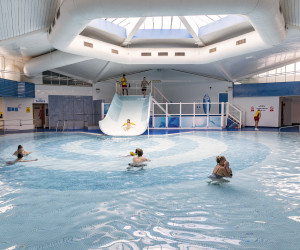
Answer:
[0,78,35,98]
[234,81,300,97]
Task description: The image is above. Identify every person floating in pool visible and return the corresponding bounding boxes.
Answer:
[133,148,149,164]
[210,156,232,179]
[254,109,261,131]
[122,119,135,131]
[13,145,32,157]
[6,153,38,165]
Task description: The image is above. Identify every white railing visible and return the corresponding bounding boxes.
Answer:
[0,119,37,134]
[151,102,226,129]
[226,103,242,128]
[115,80,153,96]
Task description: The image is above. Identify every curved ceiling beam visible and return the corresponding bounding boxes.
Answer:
[24,0,286,76]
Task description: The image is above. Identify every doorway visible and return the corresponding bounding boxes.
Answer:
[33,104,48,128]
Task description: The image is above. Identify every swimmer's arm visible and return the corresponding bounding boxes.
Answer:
[221,168,232,178]
[23,150,32,155]
[19,158,38,162]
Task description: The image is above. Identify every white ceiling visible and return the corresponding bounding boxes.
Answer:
[1,0,300,82]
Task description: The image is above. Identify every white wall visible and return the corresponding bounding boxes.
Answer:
[93,82,115,103]
[3,97,35,130]
[290,97,300,124]
[95,69,232,104]
[233,96,280,127]
[35,84,93,103]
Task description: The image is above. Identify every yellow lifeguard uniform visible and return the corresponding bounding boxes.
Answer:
[121,77,127,88]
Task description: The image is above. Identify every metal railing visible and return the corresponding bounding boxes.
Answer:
[226,103,242,128]
[0,119,37,134]
[151,102,226,129]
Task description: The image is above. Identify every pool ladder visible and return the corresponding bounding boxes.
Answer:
[56,120,65,132]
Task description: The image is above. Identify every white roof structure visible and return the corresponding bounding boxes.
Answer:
[0,0,300,83]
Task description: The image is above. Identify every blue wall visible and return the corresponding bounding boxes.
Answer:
[234,81,300,97]
[0,78,35,98]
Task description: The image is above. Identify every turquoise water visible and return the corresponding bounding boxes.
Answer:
[0,131,300,249]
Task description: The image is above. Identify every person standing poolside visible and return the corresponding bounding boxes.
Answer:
[141,77,149,98]
[13,145,32,157]
[254,109,261,131]
[133,148,149,164]
[211,156,232,178]
[121,74,128,96]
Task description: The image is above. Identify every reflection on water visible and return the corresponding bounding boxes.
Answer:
[0,132,300,249]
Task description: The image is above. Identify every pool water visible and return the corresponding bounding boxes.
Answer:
[0,131,300,249]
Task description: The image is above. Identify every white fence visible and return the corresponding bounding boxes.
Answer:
[0,119,36,134]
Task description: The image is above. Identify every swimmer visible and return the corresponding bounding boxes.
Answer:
[132,148,149,164]
[209,156,232,179]
[122,119,135,131]
[6,153,38,165]
[13,145,32,157]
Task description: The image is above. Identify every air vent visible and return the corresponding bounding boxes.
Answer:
[84,42,93,48]
[236,39,246,45]
[209,48,217,53]
[52,18,55,27]
[158,52,168,56]
[175,52,185,56]
[48,26,52,34]
[141,52,151,56]
[56,8,60,19]
[111,49,118,54]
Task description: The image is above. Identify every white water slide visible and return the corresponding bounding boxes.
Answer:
[99,94,152,136]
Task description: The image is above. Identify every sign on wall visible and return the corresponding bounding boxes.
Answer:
[0,112,3,118]
[26,107,31,113]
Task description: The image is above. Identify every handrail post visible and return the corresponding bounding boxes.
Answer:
[180,102,182,128]
[152,101,155,128]
[239,109,242,128]
[166,103,168,128]
[226,102,229,127]
[193,102,195,128]
[206,103,209,128]
[221,102,224,128]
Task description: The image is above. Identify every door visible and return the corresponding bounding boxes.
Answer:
[33,104,46,128]
[219,93,228,114]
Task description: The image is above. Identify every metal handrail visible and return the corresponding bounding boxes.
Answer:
[227,103,242,128]
[0,119,37,134]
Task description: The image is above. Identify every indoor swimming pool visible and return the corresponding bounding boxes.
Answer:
[0,131,300,249]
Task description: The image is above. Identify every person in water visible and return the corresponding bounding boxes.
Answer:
[211,156,232,178]
[123,119,135,131]
[13,145,32,157]
[133,148,149,164]
[7,153,38,165]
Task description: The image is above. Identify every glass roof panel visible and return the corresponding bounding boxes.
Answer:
[102,15,226,34]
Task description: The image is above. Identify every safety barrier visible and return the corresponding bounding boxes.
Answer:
[0,119,37,134]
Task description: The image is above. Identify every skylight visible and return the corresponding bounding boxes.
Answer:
[103,15,227,35]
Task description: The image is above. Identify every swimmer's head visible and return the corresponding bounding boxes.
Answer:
[127,119,130,123]
[123,74,125,77]
[135,148,143,157]
[17,153,23,159]
[18,145,23,150]
[216,156,226,164]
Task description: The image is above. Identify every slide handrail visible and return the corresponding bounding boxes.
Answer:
[226,103,242,128]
